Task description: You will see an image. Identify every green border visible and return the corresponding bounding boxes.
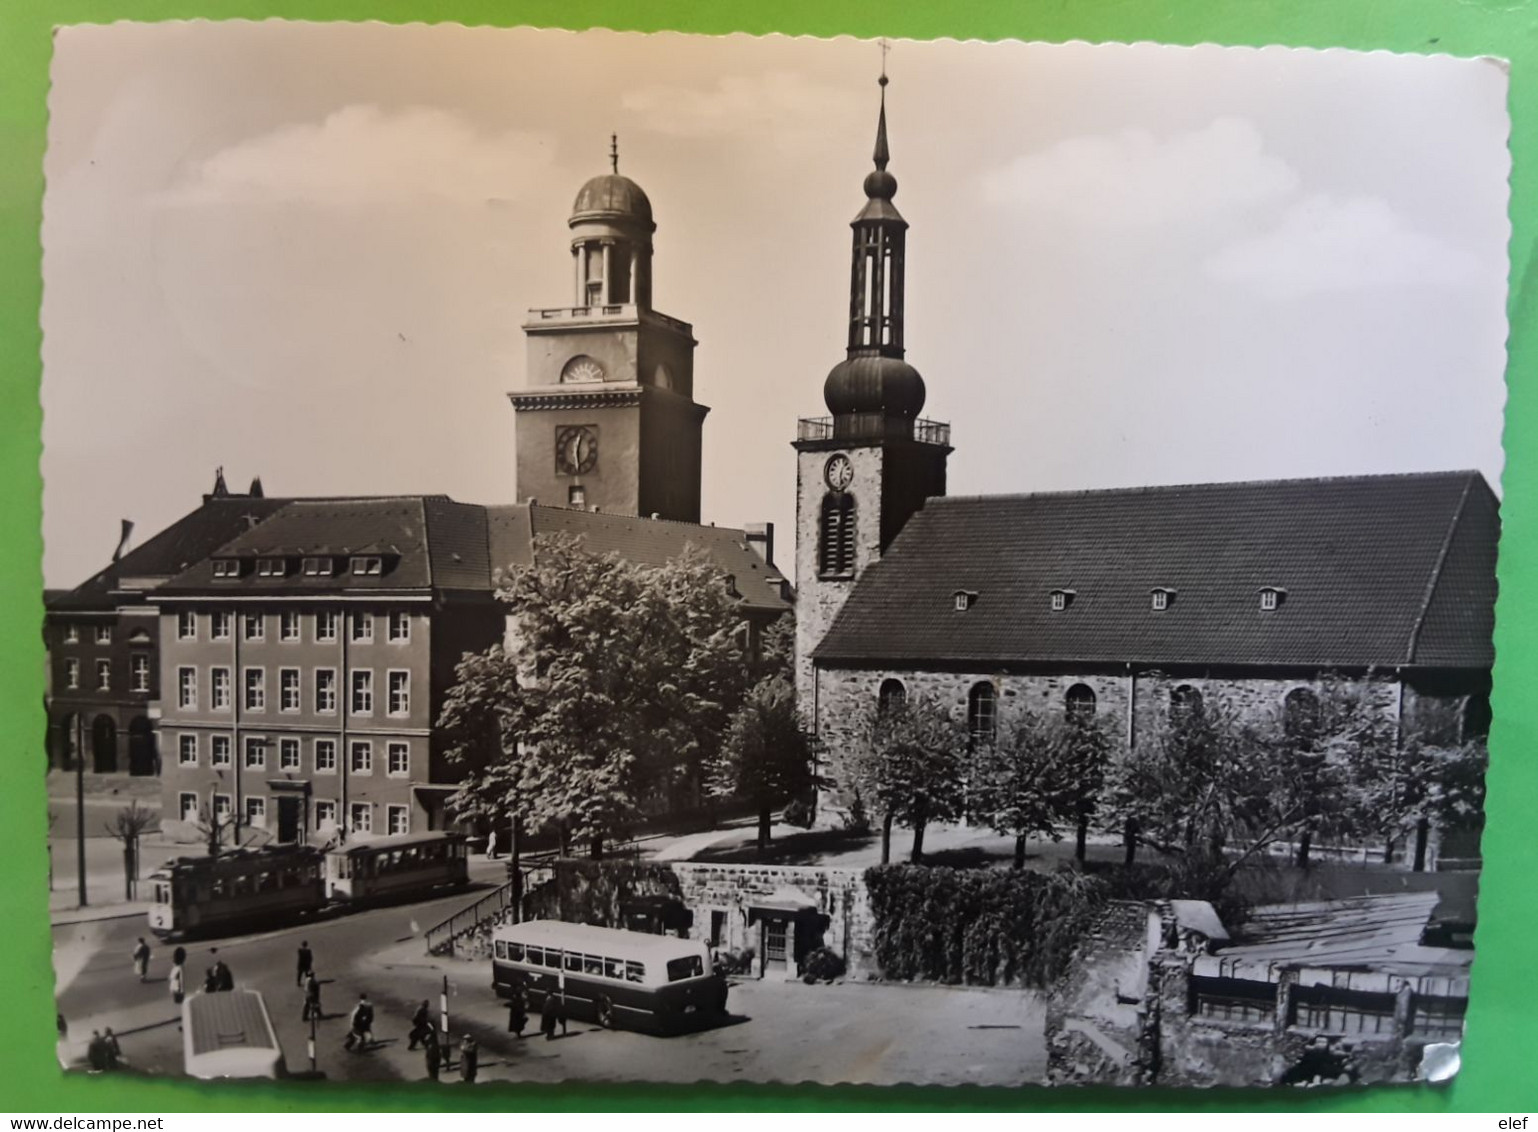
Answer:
[3,0,1536,1113]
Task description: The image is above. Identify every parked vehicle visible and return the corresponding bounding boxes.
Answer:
[182,990,286,1080]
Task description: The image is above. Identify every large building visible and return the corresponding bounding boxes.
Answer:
[793,80,1499,862]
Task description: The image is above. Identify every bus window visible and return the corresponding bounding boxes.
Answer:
[667,956,704,982]
[564,952,583,973]
[543,950,562,970]
[525,946,543,967]
[625,962,644,984]
[507,942,524,962]
[494,940,507,960]
[583,955,604,976]
[604,958,624,980]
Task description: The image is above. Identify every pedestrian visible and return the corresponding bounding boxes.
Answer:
[507,985,528,1037]
[486,829,498,860]
[168,959,185,1006]
[302,971,322,1022]
[86,1031,108,1073]
[407,1000,434,1050]
[540,989,556,1040]
[423,1032,441,1081]
[296,940,313,987]
[344,994,374,1052]
[554,990,569,1037]
[172,946,186,968]
[206,948,233,992]
[102,1028,123,1070]
[459,1035,478,1084]
[215,956,234,992]
[131,937,151,983]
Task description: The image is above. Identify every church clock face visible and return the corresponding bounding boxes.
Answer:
[555,425,599,475]
[560,355,605,384]
[824,453,854,491]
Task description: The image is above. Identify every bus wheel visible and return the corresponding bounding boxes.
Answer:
[595,995,615,1030]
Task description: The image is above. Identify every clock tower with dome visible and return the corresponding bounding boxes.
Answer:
[793,71,952,712]
[511,139,708,521]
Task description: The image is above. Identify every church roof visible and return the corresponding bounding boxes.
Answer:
[486,504,792,615]
[571,173,653,227]
[813,469,1497,671]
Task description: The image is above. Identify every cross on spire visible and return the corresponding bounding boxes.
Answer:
[610,133,619,173]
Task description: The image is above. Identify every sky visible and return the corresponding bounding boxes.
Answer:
[40,23,1511,588]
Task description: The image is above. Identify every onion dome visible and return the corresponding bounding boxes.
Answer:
[824,355,927,419]
[570,173,653,228]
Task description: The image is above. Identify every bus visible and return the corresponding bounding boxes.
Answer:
[182,990,287,1080]
[147,846,325,939]
[323,831,469,905]
[490,920,729,1035]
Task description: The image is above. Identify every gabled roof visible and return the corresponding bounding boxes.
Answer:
[157,496,489,595]
[814,470,1498,670]
[486,504,792,615]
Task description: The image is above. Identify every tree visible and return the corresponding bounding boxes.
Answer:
[850,697,968,863]
[105,801,156,901]
[707,674,818,857]
[972,709,1078,868]
[191,802,237,859]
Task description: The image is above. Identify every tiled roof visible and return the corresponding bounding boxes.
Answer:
[814,470,1497,670]
[486,504,792,615]
[47,496,292,610]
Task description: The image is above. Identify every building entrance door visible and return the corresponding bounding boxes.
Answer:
[276,796,302,844]
[762,918,789,978]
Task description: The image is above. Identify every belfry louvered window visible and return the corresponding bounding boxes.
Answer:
[819,493,857,576]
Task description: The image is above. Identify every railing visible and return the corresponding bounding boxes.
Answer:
[797,415,951,446]
[425,881,514,956]
[526,305,693,335]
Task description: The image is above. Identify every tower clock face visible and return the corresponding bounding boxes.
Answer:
[556,426,599,475]
[560,355,605,384]
[825,454,854,491]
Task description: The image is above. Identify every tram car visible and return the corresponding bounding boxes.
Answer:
[147,845,325,939]
[323,831,470,905]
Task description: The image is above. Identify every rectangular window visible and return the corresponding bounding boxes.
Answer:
[350,803,372,835]
[303,556,332,576]
[243,613,264,641]
[387,805,409,836]
[244,667,266,711]
[211,734,232,767]
[211,667,231,711]
[257,558,286,578]
[387,670,410,716]
[279,737,300,771]
[95,625,112,645]
[315,800,338,829]
[387,742,409,777]
[212,612,232,641]
[315,668,337,714]
[95,659,111,691]
[280,668,301,712]
[130,654,150,692]
[245,796,267,829]
[351,556,383,575]
[351,613,374,643]
[351,669,373,715]
[213,793,232,821]
[280,611,301,641]
[177,666,197,709]
[212,559,240,579]
[244,736,266,770]
[316,611,338,642]
[314,739,337,774]
[350,741,372,775]
[178,793,198,822]
[177,611,196,640]
[178,734,198,766]
[388,611,410,643]
[1152,590,1170,611]
[64,625,79,645]
[65,659,80,690]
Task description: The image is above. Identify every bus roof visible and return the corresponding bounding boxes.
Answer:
[329,831,466,856]
[492,919,707,961]
[186,990,278,1056]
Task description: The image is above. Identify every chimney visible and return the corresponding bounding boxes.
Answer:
[111,519,134,564]
[744,522,774,567]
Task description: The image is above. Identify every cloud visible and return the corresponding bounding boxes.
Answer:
[1204,195,1484,298]
[622,71,861,142]
[979,117,1298,226]
[159,105,555,207]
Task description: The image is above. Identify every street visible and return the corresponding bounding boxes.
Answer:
[54,889,1048,1088]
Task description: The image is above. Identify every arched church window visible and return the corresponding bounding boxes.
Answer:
[819,493,857,576]
[1170,684,1203,724]
[878,679,907,718]
[1283,688,1321,739]
[1066,683,1097,723]
[1462,693,1492,741]
[967,682,997,749]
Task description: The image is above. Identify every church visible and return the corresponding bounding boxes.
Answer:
[792,76,1499,865]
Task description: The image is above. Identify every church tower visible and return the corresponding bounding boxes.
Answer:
[793,70,952,711]
[511,140,708,521]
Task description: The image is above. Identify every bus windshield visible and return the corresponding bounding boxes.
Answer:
[666,955,704,982]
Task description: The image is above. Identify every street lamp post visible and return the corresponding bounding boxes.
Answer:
[75,716,87,907]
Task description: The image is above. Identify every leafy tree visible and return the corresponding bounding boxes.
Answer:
[972,709,1078,868]
[850,697,968,863]
[707,674,818,857]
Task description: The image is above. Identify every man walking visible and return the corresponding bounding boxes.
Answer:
[424,1032,441,1081]
[408,1000,432,1050]
[295,940,313,987]
[459,1035,478,1084]
[131,938,151,983]
[343,994,374,1052]
[302,971,322,1022]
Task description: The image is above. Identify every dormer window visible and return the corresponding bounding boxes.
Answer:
[351,556,383,576]
[212,559,240,579]
[1151,588,1175,611]
[953,590,977,612]
[1050,589,1075,612]
[257,557,287,577]
[1259,587,1286,612]
[302,557,333,577]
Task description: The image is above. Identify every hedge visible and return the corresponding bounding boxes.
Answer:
[864,865,1111,988]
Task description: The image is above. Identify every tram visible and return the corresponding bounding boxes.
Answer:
[324,831,470,905]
